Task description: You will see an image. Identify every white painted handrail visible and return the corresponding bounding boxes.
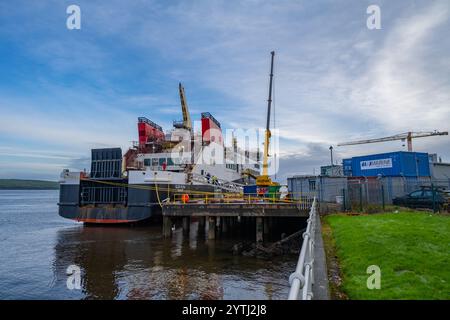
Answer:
[288,197,317,300]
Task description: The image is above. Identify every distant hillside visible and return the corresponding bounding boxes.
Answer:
[0,179,59,190]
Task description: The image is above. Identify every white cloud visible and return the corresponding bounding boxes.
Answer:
[349,2,450,131]
[1,0,449,180]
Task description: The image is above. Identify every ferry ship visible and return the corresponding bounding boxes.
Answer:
[58,83,260,223]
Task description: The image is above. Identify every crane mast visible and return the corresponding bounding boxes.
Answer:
[337,131,448,151]
[256,51,278,187]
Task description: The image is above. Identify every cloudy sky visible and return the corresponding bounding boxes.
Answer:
[0,0,449,182]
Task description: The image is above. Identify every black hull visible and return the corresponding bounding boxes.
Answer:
[58,204,157,223]
[58,183,215,224]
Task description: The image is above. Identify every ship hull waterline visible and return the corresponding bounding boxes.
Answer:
[58,183,217,224]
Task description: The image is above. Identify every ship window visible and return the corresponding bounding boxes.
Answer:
[144,159,151,166]
[159,158,166,165]
[167,157,174,166]
[152,158,159,166]
[309,180,316,191]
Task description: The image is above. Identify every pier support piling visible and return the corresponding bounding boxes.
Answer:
[208,216,216,240]
[264,217,270,237]
[182,217,190,235]
[163,216,172,238]
[216,217,221,228]
[256,217,263,244]
[222,217,228,233]
[198,216,206,233]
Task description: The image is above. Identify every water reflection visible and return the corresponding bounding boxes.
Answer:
[53,222,295,300]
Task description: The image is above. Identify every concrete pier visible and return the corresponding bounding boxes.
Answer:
[163,202,309,243]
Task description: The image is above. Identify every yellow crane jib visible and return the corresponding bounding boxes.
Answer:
[177,82,192,131]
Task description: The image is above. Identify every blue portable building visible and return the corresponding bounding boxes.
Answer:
[342,151,430,177]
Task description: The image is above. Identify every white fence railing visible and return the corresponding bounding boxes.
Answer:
[288,197,317,300]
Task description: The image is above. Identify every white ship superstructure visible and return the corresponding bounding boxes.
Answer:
[58,84,260,223]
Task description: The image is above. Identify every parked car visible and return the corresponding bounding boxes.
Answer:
[393,187,449,211]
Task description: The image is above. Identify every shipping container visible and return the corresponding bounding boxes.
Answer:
[342,151,430,177]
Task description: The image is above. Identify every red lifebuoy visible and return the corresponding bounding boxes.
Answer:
[181,194,190,203]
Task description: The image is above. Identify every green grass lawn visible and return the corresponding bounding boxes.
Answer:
[324,212,450,299]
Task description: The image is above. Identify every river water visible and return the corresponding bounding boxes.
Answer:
[0,190,297,300]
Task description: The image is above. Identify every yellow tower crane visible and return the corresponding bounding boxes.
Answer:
[337,131,448,151]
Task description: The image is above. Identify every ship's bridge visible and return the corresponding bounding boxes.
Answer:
[137,152,191,171]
